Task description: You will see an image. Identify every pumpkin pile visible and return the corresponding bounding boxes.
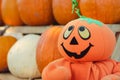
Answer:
[0,0,120,80]
[41,1,120,80]
[0,27,63,79]
[0,0,119,26]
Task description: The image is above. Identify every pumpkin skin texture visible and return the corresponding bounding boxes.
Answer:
[36,26,62,73]
[79,0,120,24]
[58,17,116,62]
[7,34,40,78]
[1,0,23,26]
[17,0,55,26]
[52,0,79,25]
[0,36,17,72]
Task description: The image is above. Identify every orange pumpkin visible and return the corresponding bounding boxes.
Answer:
[0,36,17,72]
[36,26,62,73]
[1,0,23,26]
[79,0,120,24]
[17,0,55,26]
[52,0,79,25]
[58,17,116,62]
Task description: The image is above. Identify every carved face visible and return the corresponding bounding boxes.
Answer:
[58,18,116,62]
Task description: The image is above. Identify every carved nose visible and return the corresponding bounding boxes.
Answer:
[70,37,78,45]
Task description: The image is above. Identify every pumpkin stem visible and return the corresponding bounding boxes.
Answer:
[72,0,82,18]
[0,26,9,36]
[72,0,78,13]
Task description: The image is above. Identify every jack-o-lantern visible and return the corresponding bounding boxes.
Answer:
[58,17,116,62]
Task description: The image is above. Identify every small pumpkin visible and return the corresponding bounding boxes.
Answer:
[7,34,40,78]
[1,0,23,26]
[36,26,62,73]
[52,0,79,25]
[0,36,17,72]
[58,17,116,62]
[17,0,55,26]
[79,0,120,23]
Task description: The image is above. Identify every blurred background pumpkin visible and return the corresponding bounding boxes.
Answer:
[17,0,55,26]
[36,26,62,73]
[0,0,120,26]
[79,0,120,24]
[1,0,23,26]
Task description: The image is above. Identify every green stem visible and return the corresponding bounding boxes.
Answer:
[72,0,78,13]
[72,0,82,18]
[75,8,82,18]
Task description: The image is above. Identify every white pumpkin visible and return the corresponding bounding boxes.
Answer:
[7,34,40,78]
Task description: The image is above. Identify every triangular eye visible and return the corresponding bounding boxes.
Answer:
[63,26,74,39]
[78,26,90,40]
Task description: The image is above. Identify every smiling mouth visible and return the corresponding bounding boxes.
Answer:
[61,43,94,59]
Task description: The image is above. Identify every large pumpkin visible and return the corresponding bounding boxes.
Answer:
[58,17,116,62]
[0,36,17,72]
[17,0,55,26]
[1,0,23,26]
[7,34,40,78]
[52,0,79,25]
[79,0,120,24]
[36,26,62,73]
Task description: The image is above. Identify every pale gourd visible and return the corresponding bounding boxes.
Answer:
[7,34,40,78]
